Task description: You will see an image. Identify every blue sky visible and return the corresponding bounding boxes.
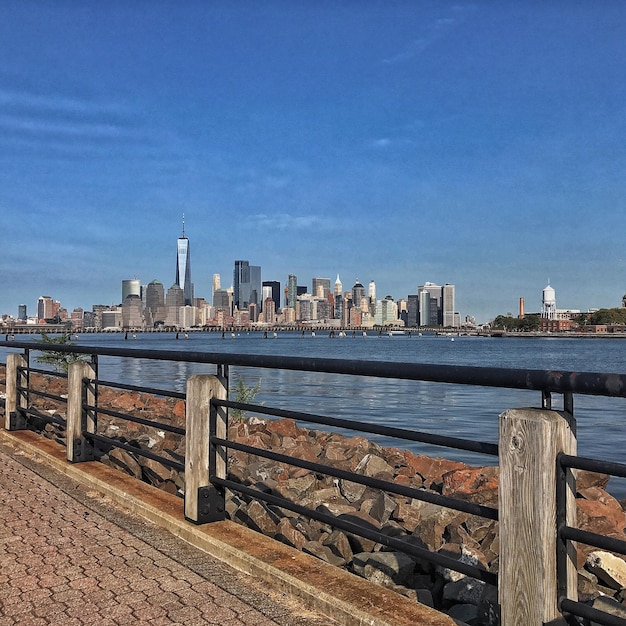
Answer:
[1,1,625,323]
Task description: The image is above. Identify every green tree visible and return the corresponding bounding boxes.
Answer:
[588,308,626,325]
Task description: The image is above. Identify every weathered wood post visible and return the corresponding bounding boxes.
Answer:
[66,361,96,463]
[499,408,577,625]
[5,352,28,430]
[185,374,227,524]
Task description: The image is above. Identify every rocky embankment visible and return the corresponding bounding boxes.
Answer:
[3,367,626,624]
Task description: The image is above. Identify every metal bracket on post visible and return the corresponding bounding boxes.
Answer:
[9,409,27,431]
[71,437,95,463]
[189,485,226,525]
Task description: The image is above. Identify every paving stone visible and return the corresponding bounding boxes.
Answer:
[0,447,336,625]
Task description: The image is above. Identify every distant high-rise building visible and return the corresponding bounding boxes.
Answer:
[352,280,366,309]
[233,260,262,311]
[17,304,27,321]
[176,215,193,306]
[213,288,231,313]
[262,281,281,313]
[212,274,221,304]
[406,295,419,327]
[368,280,376,301]
[37,296,56,322]
[165,284,184,326]
[312,278,331,299]
[145,280,166,326]
[334,275,343,296]
[418,282,443,326]
[287,274,298,309]
[443,284,456,327]
[122,279,141,303]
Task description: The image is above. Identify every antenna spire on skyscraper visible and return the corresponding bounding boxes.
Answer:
[182,213,185,237]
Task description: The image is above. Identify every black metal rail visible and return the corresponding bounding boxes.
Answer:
[4,339,626,397]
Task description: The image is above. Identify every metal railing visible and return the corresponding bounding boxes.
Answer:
[3,339,626,625]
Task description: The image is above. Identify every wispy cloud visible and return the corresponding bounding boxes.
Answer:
[381,16,458,65]
[248,212,337,230]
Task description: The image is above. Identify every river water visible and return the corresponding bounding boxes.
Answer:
[3,332,626,495]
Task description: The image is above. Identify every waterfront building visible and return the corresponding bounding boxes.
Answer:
[17,304,27,321]
[101,309,122,330]
[176,217,193,306]
[165,284,184,326]
[37,296,56,322]
[443,284,456,327]
[145,280,166,327]
[374,296,399,326]
[122,295,144,329]
[122,279,141,304]
[234,260,262,312]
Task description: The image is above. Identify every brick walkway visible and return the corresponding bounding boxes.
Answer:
[0,448,335,625]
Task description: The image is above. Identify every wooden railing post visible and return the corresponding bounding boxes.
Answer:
[5,353,28,430]
[499,408,577,625]
[66,361,96,463]
[185,374,227,524]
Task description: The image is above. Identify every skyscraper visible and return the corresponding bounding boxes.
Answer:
[262,281,281,313]
[176,215,193,306]
[352,280,366,309]
[312,278,331,299]
[233,260,261,311]
[443,284,456,327]
[287,274,298,309]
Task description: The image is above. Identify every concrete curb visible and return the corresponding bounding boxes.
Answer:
[0,428,456,626]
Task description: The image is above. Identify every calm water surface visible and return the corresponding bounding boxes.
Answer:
[4,332,626,494]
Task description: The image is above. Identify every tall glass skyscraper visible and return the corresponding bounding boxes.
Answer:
[176,216,193,306]
[234,260,262,311]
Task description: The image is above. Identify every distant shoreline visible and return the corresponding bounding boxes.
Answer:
[3,326,626,340]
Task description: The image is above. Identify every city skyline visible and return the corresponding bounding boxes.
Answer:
[2,3,626,322]
[2,217,624,324]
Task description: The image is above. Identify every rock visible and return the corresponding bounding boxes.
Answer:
[392,499,422,531]
[447,603,479,624]
[339,479,368,503]
[366,491,398,525]
[590,595,626,624]
[275,518,307,550]
[358,551,415,587]
[268,418,302,438]
[404,452,468,490]
[576,470,611,492]
[443,577,487,606]
[442,466,499,507]
[108,448,142,479]
[355,453,394,477]
[323,529,353,562]
[437,544,488,583]
[302,541,345,566]
[236,500,279,535]
[586,550,626,590]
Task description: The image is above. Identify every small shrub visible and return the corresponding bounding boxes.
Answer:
[34,332,87,373]
[230,378,262,422]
